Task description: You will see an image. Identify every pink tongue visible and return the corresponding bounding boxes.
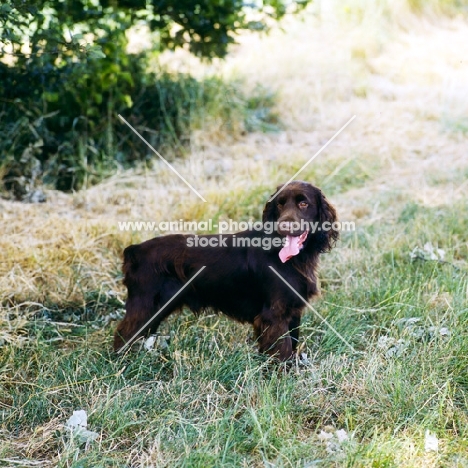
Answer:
[279,231,308,263]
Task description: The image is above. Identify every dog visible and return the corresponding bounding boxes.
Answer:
[114,181,338,361]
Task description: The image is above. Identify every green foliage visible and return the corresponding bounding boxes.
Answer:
[0,0,302,197]
[1,0,311,61]
[0,56,278,195]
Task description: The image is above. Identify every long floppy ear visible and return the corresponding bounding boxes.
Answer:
[315,189,339,252]
[262,184,283,223]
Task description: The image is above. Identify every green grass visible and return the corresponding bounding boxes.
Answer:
[269,152,385,198]
[1,200,467,466]
[2,2,468,463]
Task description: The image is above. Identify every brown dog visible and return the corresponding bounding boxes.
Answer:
[114,181,338,361]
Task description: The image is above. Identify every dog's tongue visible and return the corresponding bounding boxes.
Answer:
[279,231,308,263]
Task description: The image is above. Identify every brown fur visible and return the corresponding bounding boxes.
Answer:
[114,181,338,361]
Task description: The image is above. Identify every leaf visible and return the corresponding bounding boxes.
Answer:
[144,335,156,351]
[335,429,349,443]
[65,410,99,444]
[425,430,439,452]
[317,430,334,441]
[123,95,133,108]
[410,242,445,262]
[86,45,106,59]
[439,327,450,336]
[66,409,87,430]
[0,4,12,14]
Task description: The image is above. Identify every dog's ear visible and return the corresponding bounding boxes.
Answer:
[315,188,339,252]
[262,184,283,223]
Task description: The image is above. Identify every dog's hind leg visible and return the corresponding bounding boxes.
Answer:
[114,279,186,352]
[114,293,158,352]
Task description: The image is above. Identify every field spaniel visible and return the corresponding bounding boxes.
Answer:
[114,181,338,361]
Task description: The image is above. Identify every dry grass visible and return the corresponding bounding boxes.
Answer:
[2,2,467,304]
[1,1,468,466]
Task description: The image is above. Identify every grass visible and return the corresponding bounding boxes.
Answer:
[1,0,468,466]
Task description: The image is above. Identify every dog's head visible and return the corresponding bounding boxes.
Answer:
[262,181,338,258]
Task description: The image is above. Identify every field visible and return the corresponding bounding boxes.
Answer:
[1,1,468,466]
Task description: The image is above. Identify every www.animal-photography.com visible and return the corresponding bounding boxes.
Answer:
[1,1,467,466]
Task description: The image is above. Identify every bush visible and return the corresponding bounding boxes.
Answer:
[1,0,294,199]
[0,51,279,197]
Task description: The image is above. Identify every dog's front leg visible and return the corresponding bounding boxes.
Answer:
[288,312,302,353]
[253,307,293,361]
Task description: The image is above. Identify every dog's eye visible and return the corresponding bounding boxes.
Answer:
[298,201,308,209]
